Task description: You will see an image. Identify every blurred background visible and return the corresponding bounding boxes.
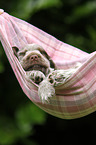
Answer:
[0,0,96,145]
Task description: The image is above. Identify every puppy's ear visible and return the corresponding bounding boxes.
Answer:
[12,46,19,57]
[41,50,56,69]
[49,58,56,69]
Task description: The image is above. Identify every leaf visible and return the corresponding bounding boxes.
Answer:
[11,0,62,19]
[66,1,96,23]
[0,116,20,145]
[0,61,4,73]
[15,103,46,132]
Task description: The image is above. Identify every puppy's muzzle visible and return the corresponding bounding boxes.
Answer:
[30,55,38,61]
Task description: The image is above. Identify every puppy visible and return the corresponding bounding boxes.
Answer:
[12,44,56,84]
[12,44,82,103]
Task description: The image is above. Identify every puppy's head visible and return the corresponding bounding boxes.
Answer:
[12,44,56,75]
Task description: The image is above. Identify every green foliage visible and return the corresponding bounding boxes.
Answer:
[68,1,96,23]
[16,103,46,133]
[0,103,46,145]
[0,47,5,73]
[0,61,4,73]
[0,0,96,145]
[10,0,61,19]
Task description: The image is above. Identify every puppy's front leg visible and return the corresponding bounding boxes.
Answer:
[26,70,45,84]
[38,79,55,103]
[48,62,82,87]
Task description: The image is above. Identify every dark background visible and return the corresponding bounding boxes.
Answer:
[0,0,96,145]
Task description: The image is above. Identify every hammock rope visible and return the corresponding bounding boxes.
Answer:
[0,10,96,119]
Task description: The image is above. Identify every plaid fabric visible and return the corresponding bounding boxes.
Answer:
[0,11,96,119]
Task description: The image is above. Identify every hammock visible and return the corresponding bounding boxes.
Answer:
[0,9,96,119]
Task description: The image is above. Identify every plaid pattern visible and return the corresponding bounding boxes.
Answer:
[0,11,96,119]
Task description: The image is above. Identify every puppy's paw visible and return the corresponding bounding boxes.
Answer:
[48,70,66,87]
[26,70,45,84]
[48,63,82,87]
[38,79,55,103]
[48,69,75,87]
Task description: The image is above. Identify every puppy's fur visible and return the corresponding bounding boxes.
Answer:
[12,44,82,103]
[12,44,56,84]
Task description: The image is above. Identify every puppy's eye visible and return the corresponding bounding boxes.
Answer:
[18,52,25,56]
[18,50,27,56]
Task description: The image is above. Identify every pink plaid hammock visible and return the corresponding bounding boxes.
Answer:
[0,10,96,119]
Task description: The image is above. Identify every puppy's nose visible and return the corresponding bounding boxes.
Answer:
[30,55,38,61]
